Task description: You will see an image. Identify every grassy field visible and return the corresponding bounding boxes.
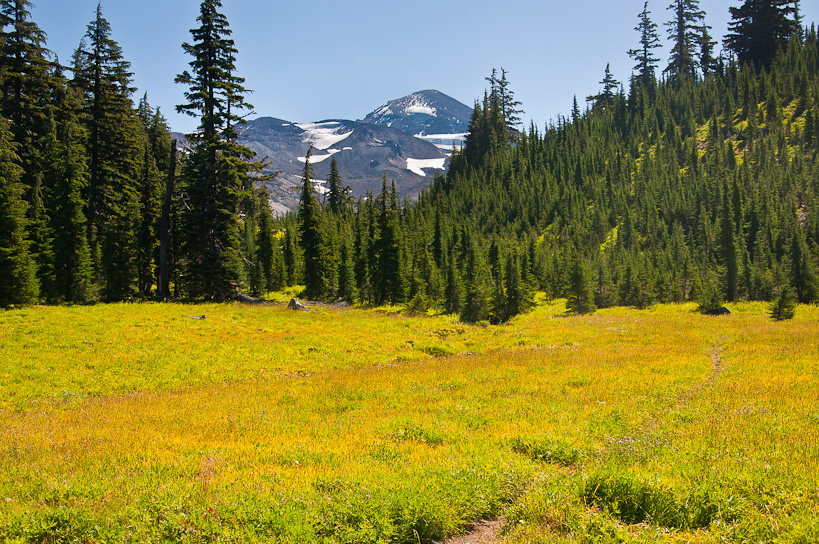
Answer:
[0,300,817,543]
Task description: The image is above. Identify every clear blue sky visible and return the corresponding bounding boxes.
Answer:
[30,1,819,133]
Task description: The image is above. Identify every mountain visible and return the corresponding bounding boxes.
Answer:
[361,89,472,153]
[239,117,449,215]
[227,90,471,214]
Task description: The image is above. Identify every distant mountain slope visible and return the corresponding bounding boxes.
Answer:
[238,117,449,215]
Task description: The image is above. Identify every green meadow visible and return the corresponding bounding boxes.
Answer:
[1,301,817,543]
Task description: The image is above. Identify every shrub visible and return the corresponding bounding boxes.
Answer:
[580,472,721,529]
[510,436,584,467]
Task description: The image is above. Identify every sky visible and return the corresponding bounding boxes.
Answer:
[29,1,819,133]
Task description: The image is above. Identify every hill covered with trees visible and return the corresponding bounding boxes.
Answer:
[283,0,819,322]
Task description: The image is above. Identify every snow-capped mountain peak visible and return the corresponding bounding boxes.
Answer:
[361,89,471,137]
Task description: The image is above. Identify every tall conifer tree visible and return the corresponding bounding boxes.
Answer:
[664,0,706,83]
[566,250,596,314]
[326,156,345,215]
[628,2,662,89]
[42,91,93,303]
[373,178,406,304]
[587,64,620,110]
[72,4,141,299]
[0,115,38,305]
[0,0,55,202]
[0,0,59,294]
[256,183,281,293]
[789,225,819,303]
[176,0,254,300]
[486,68,523,142]
[135,94,167,296]
[297,148,327,300]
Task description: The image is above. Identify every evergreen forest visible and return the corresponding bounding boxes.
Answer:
[1,0,818,323]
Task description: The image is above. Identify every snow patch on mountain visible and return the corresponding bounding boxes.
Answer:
[406,157,446,177]
[296,121,353,150]
[406,103,436,116]
[416,133,467,153]
[298,148,342,164]
[313,179,329,195]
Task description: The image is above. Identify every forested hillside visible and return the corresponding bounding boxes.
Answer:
[284,4,819,322]
[1,0,817,320]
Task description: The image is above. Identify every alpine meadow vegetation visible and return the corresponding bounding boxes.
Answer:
[1,301,818,542]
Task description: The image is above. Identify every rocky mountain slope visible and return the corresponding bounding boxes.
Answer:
[240,117,449,214]
[227,90,472,214]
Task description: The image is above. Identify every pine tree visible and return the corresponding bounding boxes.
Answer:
[699,24,718,75]
[566,250,596,314]
[72,4,141,299]
[242,187,263,298]
[353,196,373,303]
[443,248,463,314]
[407,230,438,313]
[0,115,38,305]
[176,0,254,300]
[769,284,796,320]
[628,2,662,89]
[494,68,523,142]
[719,181,740,301]
[158,138,178,299]
[336,223,358,304]
[0,0,60,295]
[571,95,581,123]
[282,224,300,287]
[664,0,706,84]
[725,0,801,67]
[374,178,406,304]
[587,64,620,111]
[697,271,725,313]
[460,238,489,323]
[789,225,819,303]
[504,247,533,319]
[0,0,56,201]
[135,94,165,297]
[297,148,327,300]
[42,93,93,303]
[256,183,279,293]
[326,156,346,214]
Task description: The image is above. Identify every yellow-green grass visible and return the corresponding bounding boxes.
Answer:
[0,300,557,412]
[0,301,817,543]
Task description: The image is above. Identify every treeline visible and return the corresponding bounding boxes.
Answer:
[2,0,818,320]
[0,0,274,305]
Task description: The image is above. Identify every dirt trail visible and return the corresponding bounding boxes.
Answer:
[707,335,727,382]
[442,518,503,544]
